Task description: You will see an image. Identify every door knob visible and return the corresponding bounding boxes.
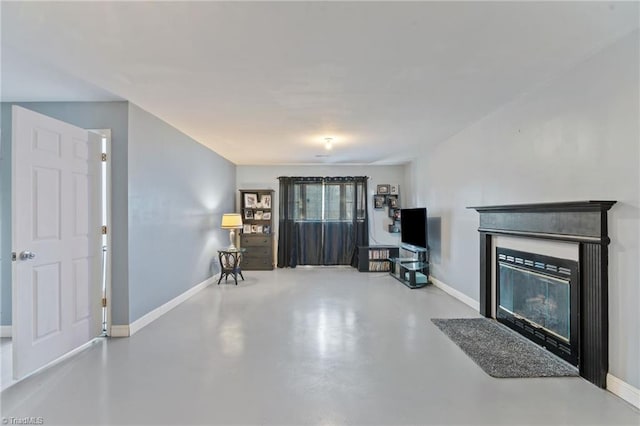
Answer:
[20,251,36,260]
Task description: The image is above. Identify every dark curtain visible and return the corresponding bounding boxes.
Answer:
[277,176,369,268]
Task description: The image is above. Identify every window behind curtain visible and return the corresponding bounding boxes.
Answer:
[294,181,363,222]
[278,176,369,267]
[293,183,322,221]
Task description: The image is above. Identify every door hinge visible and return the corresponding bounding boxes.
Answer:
[102,297,107,308]
[101,153,107,162]
[101,226,108,235]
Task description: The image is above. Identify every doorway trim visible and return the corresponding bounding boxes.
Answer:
[89,129,112,337]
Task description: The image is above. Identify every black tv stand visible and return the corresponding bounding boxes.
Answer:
[388,244,429,289]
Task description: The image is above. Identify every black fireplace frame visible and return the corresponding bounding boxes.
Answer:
[469,201,616,388]
[496,247,579,366]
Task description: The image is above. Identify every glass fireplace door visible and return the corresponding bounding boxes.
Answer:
[499,263,570,342]
[496,247,578,366]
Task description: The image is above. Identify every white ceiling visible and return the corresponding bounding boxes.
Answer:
[2,2,638,165]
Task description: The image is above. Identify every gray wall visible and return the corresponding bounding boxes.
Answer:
[406,31,639,388]
[0,102,129,325]
[127,104,235,322]
[1,101,237,327]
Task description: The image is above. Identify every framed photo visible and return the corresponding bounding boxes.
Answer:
[390,184,399,195]
[243,224,252,234]
[387,195,398,208]
[244,209,254,220]
[256,225,263,233]
[376,184,390,195]
[263,225,271,234]
[261,194,272,209]
[392,208,401,221]
[388,207,396,218]
[251,224,259,233]
[263,212,271,220]
[374,195,385,209]
[254,210,264,220]
[244,193,258,208]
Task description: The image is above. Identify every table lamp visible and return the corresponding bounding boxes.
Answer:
[221,213,243,249]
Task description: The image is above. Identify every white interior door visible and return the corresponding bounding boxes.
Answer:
[12,106,102,379]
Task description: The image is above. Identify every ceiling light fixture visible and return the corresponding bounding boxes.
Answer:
[324,137,333,150]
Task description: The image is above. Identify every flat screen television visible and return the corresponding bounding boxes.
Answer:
[400,208,428,249]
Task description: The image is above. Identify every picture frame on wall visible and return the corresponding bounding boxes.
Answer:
[254,211,264,220]
[376,184,390,195]
[263,212,271,220]
[244,209,254,220]
[243,224,252,234]
[387,195,398,208]
[374,195,385,209]
[390,184,399,195]
[244,193,258,208]
[251,225,259,233]
[263,225,271,234]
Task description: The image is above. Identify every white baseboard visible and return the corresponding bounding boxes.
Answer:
[429,276,480,311]
[109,325,130,337]
[127,275,216,336]
[0,325,12,338]
[607,373,640,409]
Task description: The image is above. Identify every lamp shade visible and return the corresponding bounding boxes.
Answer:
[221,213,243,229]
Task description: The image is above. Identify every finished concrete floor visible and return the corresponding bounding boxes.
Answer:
[1,267,639,425]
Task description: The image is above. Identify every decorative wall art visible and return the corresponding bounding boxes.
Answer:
[261,194,272,209]
[244,193,258,208]
[376,184,390,195]
[374,195,385,209]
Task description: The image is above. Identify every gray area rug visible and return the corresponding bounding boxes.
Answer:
[431,318,578,378]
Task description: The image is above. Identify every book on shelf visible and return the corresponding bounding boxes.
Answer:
[369,249,390,260]
[369,261,391,272]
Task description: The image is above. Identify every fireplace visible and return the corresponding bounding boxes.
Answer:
[496,247,578,366]
[469,201,616,388]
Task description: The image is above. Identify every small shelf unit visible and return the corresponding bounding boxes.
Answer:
[389,244,429,288]
[357,245,400,272]
[240,189,275,270]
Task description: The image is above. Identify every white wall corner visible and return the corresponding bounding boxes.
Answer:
[429,276,480,311]
[607,374,640,409]
[0,325,12,338]
[128,275,217,336]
